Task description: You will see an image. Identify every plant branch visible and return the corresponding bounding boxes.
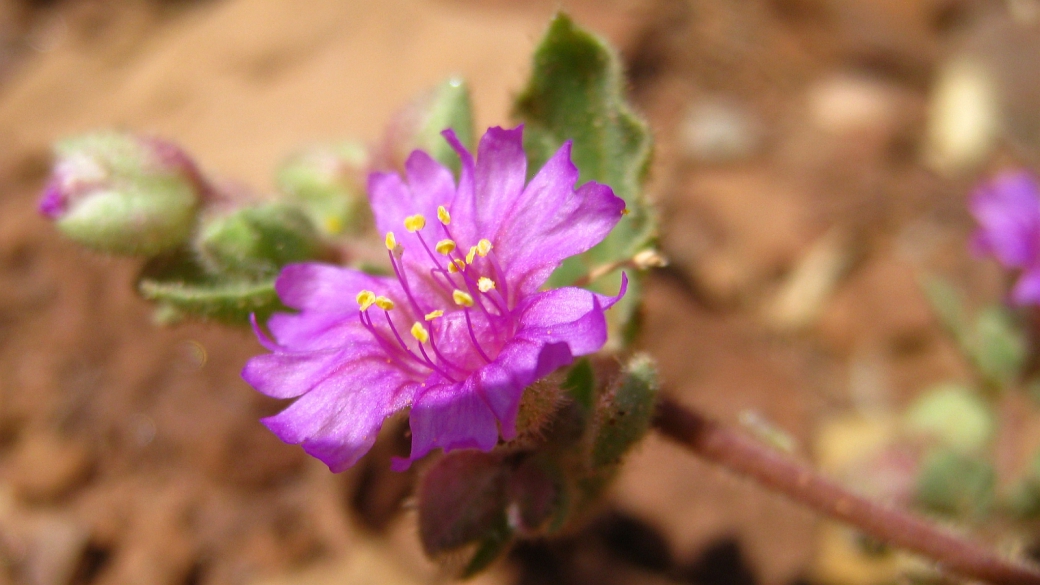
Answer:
[653,395,1040,585]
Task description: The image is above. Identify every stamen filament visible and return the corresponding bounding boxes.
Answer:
[359,311,424,376]
[384,311,453,379]
[463,309,493,363]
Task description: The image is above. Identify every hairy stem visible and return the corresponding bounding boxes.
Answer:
[653,395,1040,585]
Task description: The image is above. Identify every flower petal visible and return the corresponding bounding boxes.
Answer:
[407,376,500,463]
[477,338,573,440]
[276,263,399,315]
[1013,269,1040,306]
[970,171,1040,268]
[492,141,626,296]
[260,349,419,472]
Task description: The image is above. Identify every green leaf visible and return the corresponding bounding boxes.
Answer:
[903,383,995,454]
[417,78,475,172]
[591,354,659,468]
[916,448,995,518]
[971,305,1027,388]
[136,250,283,325]
[514,13,655,340]
[921,275,969,346]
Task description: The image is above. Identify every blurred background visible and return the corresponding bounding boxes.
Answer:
[0,0,1036,583]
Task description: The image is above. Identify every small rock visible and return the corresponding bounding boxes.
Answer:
[679,98,761,163]
[924,55,999,173]
[807,74,903,135]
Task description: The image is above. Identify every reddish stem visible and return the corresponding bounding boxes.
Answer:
[653,395,1040,585]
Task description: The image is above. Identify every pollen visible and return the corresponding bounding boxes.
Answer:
[476,239,492,257]
[356,290,376,311]
[404,214,426,232]
[384,231,398,251]
[622,208,631,216]
[466,246,477,265]
[452,289,475,307]
[410,322,430,344]
[424,310,444,321]
[374,296,395,311]
[437,205,451,225]
[478,277,496,292]
[447,259,466,274]
[435,239,456,255]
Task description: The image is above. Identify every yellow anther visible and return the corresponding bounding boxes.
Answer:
[404,214,426,232]
[452,290,475,307]
[476,239,493,257]
[466,246,477,264]
[478,277,496,293]
[356,290,376,311]
[374,296,395,311]
[435,239,456,255]
[622,207,631,216]
[410,322,430,344]
[424,310,444,321]
[384,231,398,251]
[447,259,466,274]
[437,205,451,225]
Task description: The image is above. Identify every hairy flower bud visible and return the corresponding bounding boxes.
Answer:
[276,142,370,236]
[39,131,207,256]
[194,202,325,279]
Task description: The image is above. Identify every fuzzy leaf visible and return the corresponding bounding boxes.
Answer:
[514,13,655,339]
[417,451,507,557]
[591,354,659,468]
[136,250,282,325]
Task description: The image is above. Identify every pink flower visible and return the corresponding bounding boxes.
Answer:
[243,126,627,471]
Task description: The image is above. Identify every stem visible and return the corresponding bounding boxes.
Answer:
[653,395,1040,585]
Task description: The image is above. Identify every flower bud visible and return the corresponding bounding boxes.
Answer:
[276,142,370,236]
[374,77,475,172]
[194,202,325,278]
[39,131,206,256]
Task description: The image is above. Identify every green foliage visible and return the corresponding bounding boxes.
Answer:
[591,354,659,467]
[417,78,475,172]
[903,383,995,454]
[136,249,284,325]
[276,141,370,236]
[922,276,1027,392]
[514,13,656,342]
[916,448,995,517]
[195,202,325,279]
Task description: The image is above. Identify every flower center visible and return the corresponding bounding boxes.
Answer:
[355,205,513,382]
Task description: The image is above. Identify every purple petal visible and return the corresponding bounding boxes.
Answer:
[1013,269,1040,306]
[969,171,1040,268]
[492,142,626,296]
[38,180,66,219]
[276,263,400,315]
[470,126,527,239]
[260,350,419,472]
[243,347,348,399]
[407,377,500,462]
[477,338,573,440]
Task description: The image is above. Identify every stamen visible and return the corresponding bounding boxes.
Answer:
[622,207,630,216]
[447,259,466,274]
[453,290,475,307]
[435,239,456,255]
[356,290,376,311]
[437,205,451,225]
[410,322,430,344]
[374,296,394,311]
[466,246,477,265]
[463,310,493,363]
[424,310,444,321]
[478,277,496,292]
[404,214,426,232]
[476,239,492,257]
[385,231,398,251]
